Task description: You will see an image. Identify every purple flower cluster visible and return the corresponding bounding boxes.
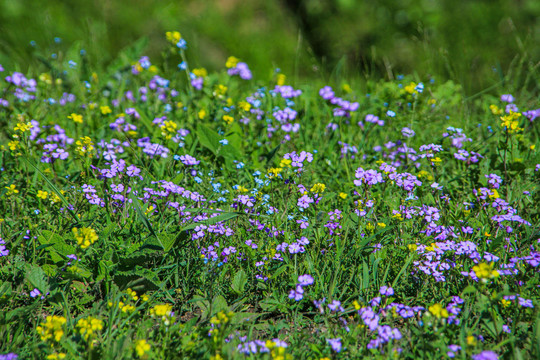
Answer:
[288,274,314,301]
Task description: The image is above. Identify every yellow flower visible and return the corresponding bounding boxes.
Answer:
[279,159,292,168]
[408,244,418,252]
[198,109,206,119]
[488,189,499,199]
[237,186,249,193]
[192,68,207,78]
[160,120,178,139]
[135,339,151,357]
[100,106,112,115]
[404,82,418,95]
[5,184,19,196]
[68,113,83,124]
[310,183,326,194]
[500,299,511,308]
[238,101,251,112]
[8,140,19,151]
[73,227,98,249]
[46,353,66,360]
[339,192,347,199]
[431,157,442,165]
[76,136,95,157]
[126,288,139,301]
[467,335,477,346]
[145,205,155,216]
[277,74,286,86]
[342,83,352,93]
[150,304,173,325]
[428,303,449,318]
[36,315,66,343]
[166,31,182,44]
[352,300,361,310]
[222,115,234,125]
[37,190,48,200]
[14,121,33,132]
[472,262,499,280]
[76,316,104,341]
[213,84,227,97]
[377,222,387,228]
[490,104,502,115]
[226,56,239,68]
[267,167,283,178]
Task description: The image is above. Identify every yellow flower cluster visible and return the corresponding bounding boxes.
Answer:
[238,101,251,112]
[160,120,178,140]
[36,315,66,343]
[276,74,286,86]
[310,183,326,194]
[75,136,95,157]
[100,105,112,115]
[126,288,139,301]
[149,304,174,325]
[5,184,19,196]
[46,353,66,360]
[210,311,233,326]
[166,31,182,44]
[404,82,420,95]
[14,121,33,133]
[428,303,449,319]
[226,56,239,69]
[76,316,103,342]
[135,339,151,357]
[213,84,227,97]
[72,227,98,249]
[222,115,234,125]
[500,111,522,133]
[107,301,135,313]
[489,104,503,115]
[37,190,48,199]
[472,262,499,280]
[68,113,83,124]
[265,340,292,360]
[192,68,207,78]
[8,140,19,151]
[267,167,283,179]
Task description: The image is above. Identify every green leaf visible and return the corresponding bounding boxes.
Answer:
[26,265,49,293]
[37,230,76,258]
[231,269,247,294]
[181,212,240,232]
[197,124,220,155]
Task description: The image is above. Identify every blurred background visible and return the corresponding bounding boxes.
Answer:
[0,0,538,94]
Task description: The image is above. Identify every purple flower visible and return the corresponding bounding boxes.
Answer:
[288,285,304,301]
[472,350,498,360]
[52,149,69,160]
[298,274,314,286]
[500,94,514,103]
[328,300,344,312]
[401,127,415,138]
[0,353,18,360]
[180,154,200,166]
[326,338,342,353]
[319,86,334,100]
[0,239,9,257]
[379,286,394,296]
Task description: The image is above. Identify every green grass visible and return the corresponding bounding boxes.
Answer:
[0,33,539,359]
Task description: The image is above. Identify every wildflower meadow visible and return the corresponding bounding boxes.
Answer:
[0,32,539,359]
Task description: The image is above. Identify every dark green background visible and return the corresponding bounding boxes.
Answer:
[1,0,538,93]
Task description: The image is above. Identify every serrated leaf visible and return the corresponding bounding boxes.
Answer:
[231,269,247,294]
[26,265,49,293]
